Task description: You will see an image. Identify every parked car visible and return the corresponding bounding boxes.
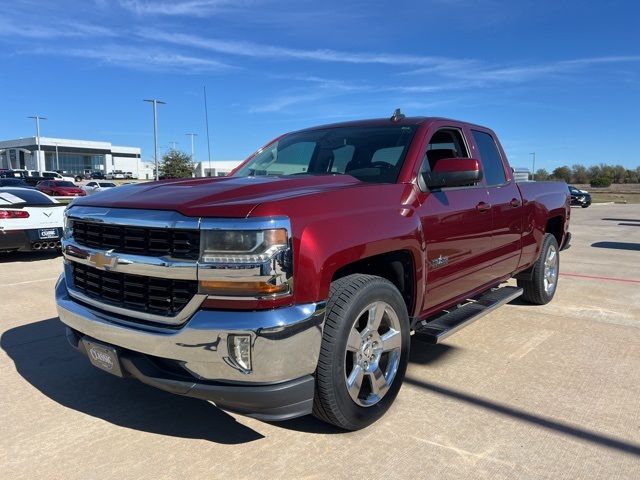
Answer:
[91,171,106,180]
[81,181,117,195]
[37,180,86,197]
[40,171,76,183]
[106,170,125,180]
[0,169,28,179]
[0,178,34,189]
[74,172,92,182]
[56,113,571,430]
[0,187,65,252]
[568,185,591,208]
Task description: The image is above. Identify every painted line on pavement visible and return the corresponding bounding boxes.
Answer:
[560,272,640,284]
[1,277,59,287]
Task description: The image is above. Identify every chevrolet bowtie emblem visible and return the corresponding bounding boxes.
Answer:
[88,251,118,269]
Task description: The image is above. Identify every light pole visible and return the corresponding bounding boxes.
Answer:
[530,152,536,181]
[54,142,59,170]
[186,132,197,160]
[28,115,47,172]
[143,99,165,181]
[169,141,178,150]
[203,86,212,176]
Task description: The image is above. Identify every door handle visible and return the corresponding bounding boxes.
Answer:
[510,198,522,208]
[476,201,491,212]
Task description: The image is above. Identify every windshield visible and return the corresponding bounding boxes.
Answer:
[99,183,116,187]
[233,125,417,184]
[54,181,76,187]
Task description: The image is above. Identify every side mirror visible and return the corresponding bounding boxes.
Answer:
[420,158,483,189]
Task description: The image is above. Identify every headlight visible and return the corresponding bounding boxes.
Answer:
[200,229,287,264]
[198,220,293,298]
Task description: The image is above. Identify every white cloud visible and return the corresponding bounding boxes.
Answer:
[118,0,255,16]
[0,17,115,39]
[139,29,469,68]
[28,45,235,73]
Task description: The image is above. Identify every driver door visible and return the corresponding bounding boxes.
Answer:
[415,125,495,312]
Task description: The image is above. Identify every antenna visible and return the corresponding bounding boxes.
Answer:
[390,108,405,122]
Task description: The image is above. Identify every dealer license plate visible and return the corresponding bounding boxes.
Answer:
[39,228,58,239]
[82,339,124,377]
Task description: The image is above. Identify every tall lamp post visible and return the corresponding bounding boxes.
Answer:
[28,115,47,171]
[203,86,212,176]
[186,132,197,160]
[530,152,536,181]
[143,99,165,181]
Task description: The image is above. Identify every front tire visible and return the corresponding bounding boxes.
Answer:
[313,274,410,430]
[517,233,560,305]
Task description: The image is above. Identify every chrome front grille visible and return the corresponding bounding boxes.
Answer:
[71,220,200,260]
[71,263,198,316]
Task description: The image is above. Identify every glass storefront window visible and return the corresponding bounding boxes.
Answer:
[45,153,105,173]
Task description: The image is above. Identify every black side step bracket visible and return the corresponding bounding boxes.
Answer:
[413,286,523,344]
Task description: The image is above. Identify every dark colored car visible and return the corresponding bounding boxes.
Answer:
[0,178,34,189]
[37,180,86,197]
[568,185,591,208]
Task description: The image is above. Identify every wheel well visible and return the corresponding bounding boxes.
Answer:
[332,251,415,314]
[546,216,564,245]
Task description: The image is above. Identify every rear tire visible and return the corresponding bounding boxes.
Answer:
[312,274,410,430]
[517,233,559,305]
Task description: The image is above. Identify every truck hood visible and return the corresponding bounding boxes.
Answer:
[72,175,364,217]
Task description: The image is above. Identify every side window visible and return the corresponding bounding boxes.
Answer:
[422,128,469,173]
[471,130,507,186]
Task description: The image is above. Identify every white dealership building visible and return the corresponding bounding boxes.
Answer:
[0,136,151,178]
[0,136,242,179]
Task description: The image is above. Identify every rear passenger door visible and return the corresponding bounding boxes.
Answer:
[470,129,523,278]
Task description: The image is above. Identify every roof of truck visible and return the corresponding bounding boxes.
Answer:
[295,116,491,133]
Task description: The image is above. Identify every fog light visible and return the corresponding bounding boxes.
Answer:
[228,334,252,372]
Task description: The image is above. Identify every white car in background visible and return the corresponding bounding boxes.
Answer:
[0,188,65,252]
[81,181,117,195]
[36,171,77,183]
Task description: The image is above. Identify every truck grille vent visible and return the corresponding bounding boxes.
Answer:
[71,263,198,316]
[71,220,200,260]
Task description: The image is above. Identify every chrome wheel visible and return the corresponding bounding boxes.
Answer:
[344,301,402,407]
[543,244,558,295]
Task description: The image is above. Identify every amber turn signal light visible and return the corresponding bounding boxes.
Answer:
[199,280,288,296]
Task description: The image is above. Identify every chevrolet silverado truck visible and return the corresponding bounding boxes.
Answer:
[55,112,571,430]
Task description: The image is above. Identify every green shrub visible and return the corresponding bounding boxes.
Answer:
[590,177,611,188]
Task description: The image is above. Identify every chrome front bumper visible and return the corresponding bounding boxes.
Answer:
[55,274,326,383]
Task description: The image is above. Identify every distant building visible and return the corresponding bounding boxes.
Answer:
[195,160,242,177]
[513,167,532,182]
[0,136,143,177]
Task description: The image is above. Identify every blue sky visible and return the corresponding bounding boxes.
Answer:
[1,0,639,171]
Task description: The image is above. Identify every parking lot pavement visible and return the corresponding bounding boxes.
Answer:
[1,204,639,480]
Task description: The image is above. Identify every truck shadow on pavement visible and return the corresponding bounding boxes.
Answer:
[1,318,264,444]
[591,241,640,251]
[403,377,640,457]
[0,251,61,263]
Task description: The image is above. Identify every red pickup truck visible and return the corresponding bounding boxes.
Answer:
[56,113,570,430]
